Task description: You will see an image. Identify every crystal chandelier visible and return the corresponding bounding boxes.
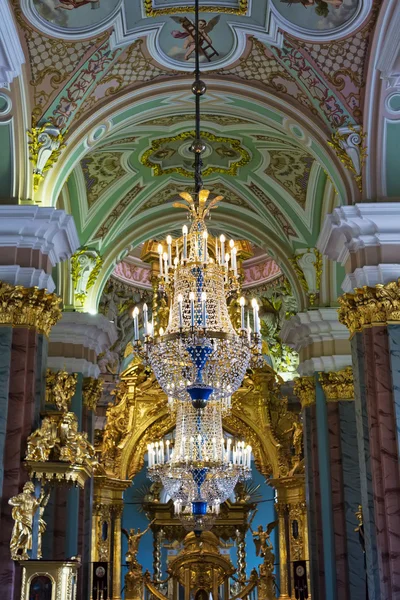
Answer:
[133,0,259,532]
[146,400,252,529]
[133,190,261,410]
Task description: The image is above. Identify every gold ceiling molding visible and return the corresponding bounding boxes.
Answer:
[338,279,400,336]
[83,377,104,412]
[319,367,354,401]
[0,283,62,337]
[293,376,315,408]
[141,130,250,178]
[144,0,248,16]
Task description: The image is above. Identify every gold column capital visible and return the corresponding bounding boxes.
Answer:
[319,366,354,401]
[338,279,400,335]
[83,377,104,412]
[293,376,315,408]
[0,282,62,336]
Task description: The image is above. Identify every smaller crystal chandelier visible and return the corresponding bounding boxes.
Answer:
[147,400,252,530]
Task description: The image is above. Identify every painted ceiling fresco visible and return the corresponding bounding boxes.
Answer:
[5,0,379,311]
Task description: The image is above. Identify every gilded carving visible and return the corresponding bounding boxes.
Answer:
[101,359,170,478]
[290,248,323,306]
[319,367,354,400]
[9,483,48,561]
[25,412,96,476]
[26,372,96,486]
[83,377,104,412]
[71,247,103,307]
[327,126,366,192]
[0,283,62,336]
[28,122,65,191]
[338,280,400,335]
[293,376,315,408]
[141,130,250,178]
[46,369,77,412]
[143,0,248,16]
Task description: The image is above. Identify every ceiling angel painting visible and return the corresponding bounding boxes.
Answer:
[31,0,121,29]
[272,0,361,31]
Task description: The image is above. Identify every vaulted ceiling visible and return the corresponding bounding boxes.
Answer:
[1,0,388,310]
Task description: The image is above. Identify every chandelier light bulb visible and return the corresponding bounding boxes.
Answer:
[229,239,234,249]
[201,292,207,302]
[182,225,188,234]
[159,327,164,336]
[167,235,172,245]
[158,244,163,254]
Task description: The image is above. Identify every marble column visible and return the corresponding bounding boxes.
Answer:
[283,309,364,600]
[44,311,116,600]
[317,202,400,599]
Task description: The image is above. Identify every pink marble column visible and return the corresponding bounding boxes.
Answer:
[327,402,349,599]
[310,404,326,597]
[363,327,400,599]
[0,328,39,597]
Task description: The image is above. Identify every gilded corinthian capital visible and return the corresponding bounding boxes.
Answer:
[319,367,354,400]
[0,283,61,336]
[293,376,315,408]
[338,279,400,335]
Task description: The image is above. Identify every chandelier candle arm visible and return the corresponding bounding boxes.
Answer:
[220,235,225,265]
[158,244,163,277]
[167,235,172,267]
[182,225,188,261]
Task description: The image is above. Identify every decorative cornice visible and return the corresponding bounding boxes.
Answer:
[82,377,104,412]
[293,376,315,409]
[338,279,400,335]
[49,312,117,356]
[0,207,79,267]
[0,282,61,336]
[319,367,354,401]
[317,204,400,291]
[281,308,349,350]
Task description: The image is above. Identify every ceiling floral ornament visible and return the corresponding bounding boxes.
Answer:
[141,131,250,178]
